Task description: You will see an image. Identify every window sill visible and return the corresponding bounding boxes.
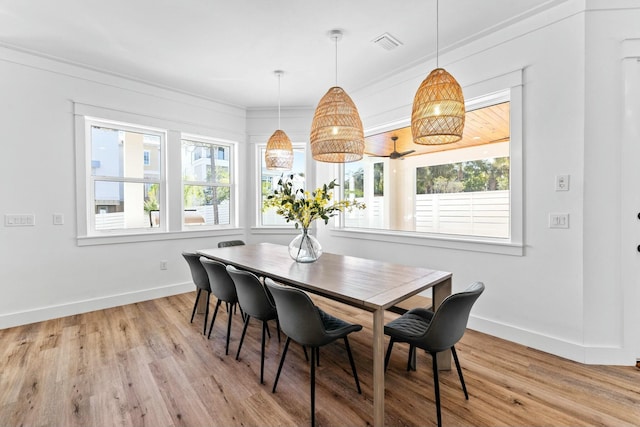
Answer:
[77,228,243,246]
[330,228,524,256]
[250,227,305,236]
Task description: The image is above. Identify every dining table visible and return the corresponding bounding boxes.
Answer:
[197,242,452,427]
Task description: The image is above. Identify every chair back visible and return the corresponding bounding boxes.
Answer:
[422,282,484,353]
[226,266,276,320]
[182,252,210,291]
[264,278,326,346]
[199,257,238,303]
[218,240,245,248]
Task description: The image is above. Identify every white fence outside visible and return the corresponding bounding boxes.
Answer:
[95,200,231,230]
[416,190,510,237]
[344,196,384,228]
[343,190,509,238]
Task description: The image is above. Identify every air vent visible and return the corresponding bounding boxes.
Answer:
[372,32,403,51]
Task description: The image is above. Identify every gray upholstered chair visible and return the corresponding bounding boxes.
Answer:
[182,251,212,335]
[199,257,240,355]
[384,281,485,427]
[217,240,245,248]
[264,278,362,427]
[225,265,280,384]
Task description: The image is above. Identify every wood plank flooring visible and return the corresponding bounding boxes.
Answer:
[1,292,638,426]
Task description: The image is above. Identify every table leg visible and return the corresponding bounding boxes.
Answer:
[196,292,208,314]
[372,308,385,426]
[433,277,452,370]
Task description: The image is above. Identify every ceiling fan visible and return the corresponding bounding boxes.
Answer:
[378,136,415,159]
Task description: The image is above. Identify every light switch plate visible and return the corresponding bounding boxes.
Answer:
[53,213,64,225]
[549,213,569,228]
[4,214,35,226]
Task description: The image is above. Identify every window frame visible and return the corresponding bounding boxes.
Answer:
[333,70,524,256]
[181,134,236,230]
[84,117,167,236]
[254,142,308,229]
[74,103,241,246]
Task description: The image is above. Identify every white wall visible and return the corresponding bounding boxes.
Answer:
[0,47,247,328]
[582,0,640,362]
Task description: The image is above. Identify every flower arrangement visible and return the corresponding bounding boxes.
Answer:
[263,174,366,230]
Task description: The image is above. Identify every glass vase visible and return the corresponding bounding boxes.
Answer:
[288,228,322,263]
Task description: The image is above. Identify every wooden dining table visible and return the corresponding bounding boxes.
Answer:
[197,242,452,426]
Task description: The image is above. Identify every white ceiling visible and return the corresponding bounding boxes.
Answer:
[0,0,567,109]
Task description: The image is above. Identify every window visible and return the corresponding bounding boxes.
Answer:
[88,119,163,233]
[75,103,239,243]
[258,144,306,227]
[182,137,234,227]
[342,89,518,245]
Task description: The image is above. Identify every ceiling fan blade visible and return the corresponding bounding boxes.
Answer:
[398,149,415,157]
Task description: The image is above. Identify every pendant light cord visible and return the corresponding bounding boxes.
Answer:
[436,0,439,69]
[334,34,338,86]
[277,72,281,130]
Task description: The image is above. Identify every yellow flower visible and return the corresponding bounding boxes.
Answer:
[263,174,366,229]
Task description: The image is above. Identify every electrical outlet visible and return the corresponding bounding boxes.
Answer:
[160,260,168,270]
[555,174,570,191]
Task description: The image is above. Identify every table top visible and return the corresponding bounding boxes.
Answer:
[197,242,451,312]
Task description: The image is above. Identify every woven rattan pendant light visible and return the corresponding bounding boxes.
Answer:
[411,0,465,145]
[265,70,294,170]
[310,30,364,163]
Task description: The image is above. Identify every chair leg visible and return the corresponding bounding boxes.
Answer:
[310,345,316,427]
[302,345,309,361]
[316,347,320,366]
[384,338,395,371]
[190,289,202,323]
[451,346,469,400]
[265,322,272,339]
[272,337,291,393]
[343,337,361,394]
[203,292,211,335]
[207,299,222,339]
[260,321,267,384]
[276,319,281,342]
[408,345,417,371]
[235,315,251,360]
[431,351,442,427]
[225,302,233,355]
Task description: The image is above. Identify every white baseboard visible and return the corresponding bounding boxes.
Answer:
[468,316,635,366]
[0,282,194,330]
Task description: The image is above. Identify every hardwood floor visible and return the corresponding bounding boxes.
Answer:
[1,292,638,426]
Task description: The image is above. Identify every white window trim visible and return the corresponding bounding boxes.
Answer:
[74,103,241,246]
[181,133,237,231]
[81,116,167,236]
[333,69,524,256]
